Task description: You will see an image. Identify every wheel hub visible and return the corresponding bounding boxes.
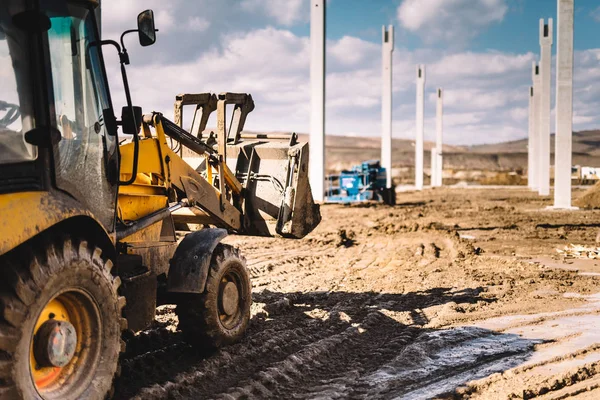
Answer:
[220,281,240,316]
[34,319,78,368]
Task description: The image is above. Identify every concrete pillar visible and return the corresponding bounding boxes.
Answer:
[415,65,425,190]
[528,85,535,189]
[381,25,394,189]
[531,63,540,191]
[553,0,575,209]
[538,18,553,196]
[434,88,443,187]
[309,0,325,202]
[430,148,437,186]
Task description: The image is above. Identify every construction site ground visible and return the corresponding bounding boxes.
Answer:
[114,187,600,400]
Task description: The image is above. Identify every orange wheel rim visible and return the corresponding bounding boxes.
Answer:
[30,298,71,388]
[29,290,101,399]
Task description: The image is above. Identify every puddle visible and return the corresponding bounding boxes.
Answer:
[364,293,600,399]
[533,256,600,277]
[475,292,600,332]
[468,293,600,388]
[580,272,600,276]
[364,327,540,399]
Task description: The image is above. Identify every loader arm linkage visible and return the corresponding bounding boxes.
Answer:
[118,92,320,239]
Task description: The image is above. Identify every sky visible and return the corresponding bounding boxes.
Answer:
[101,0,600,145]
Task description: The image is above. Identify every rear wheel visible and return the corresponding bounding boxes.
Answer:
[176,244,251,348]
[0,238,126,400]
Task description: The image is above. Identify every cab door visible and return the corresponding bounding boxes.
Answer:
[46,3,118,232]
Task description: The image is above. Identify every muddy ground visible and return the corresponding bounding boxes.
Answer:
[114,188,600,399]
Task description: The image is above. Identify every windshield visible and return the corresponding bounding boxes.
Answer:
[45,0,117,231]
[0,1,36,164]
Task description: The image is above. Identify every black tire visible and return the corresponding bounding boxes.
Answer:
[382,187,396,205]
[176,244,251,348]
[0,237,126,400]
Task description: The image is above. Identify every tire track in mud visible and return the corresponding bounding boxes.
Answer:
[115,289,540,400]
[114,288,600,399]
[127,309,422,399]
[115,294,364,399]
[214,312,421,400]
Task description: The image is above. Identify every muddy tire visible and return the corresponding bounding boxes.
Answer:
[176,244,251,348]
[0,238,126,400]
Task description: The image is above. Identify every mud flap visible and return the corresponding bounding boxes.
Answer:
[227,138,321,238]
[167,228,228,293]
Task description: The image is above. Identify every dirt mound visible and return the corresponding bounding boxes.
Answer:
[574,181,600,209]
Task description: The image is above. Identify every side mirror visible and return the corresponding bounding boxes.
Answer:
[137,10,156,47]
[121,106,142,135]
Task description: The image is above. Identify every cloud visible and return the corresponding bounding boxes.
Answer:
[100,0,310,66]
[240,0,307,26]
[94,1,600,146]
[397,0,508,45]
[101,0,178,38]
[509,107,528,121]
[429,51,535,78]
[329,36,378,67]
[591,6,600,22]
[184,17,210,32]
[105,29,556,145]
[106,27,311,134]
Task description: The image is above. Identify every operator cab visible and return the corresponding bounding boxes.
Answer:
[0,0,155,234]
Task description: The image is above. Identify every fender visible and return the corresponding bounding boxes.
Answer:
[167,228,228,293]
[0,191,111,256]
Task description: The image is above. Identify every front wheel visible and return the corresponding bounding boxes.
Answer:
[0,238,126,400]
[176,244,251,348]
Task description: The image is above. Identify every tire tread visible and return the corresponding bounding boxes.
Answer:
[0,236,126,399]
[176,244,251,349]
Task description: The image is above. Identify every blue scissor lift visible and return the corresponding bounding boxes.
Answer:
[324,160,394,204]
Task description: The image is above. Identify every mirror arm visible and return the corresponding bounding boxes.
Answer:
[96,39,127,64]
[95,40,140,186]
[97,39,121,53]
[118,29,139,65]
[119,29,138,49]
[118,57,140,186]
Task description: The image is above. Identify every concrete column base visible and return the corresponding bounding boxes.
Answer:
[545,205,579,211]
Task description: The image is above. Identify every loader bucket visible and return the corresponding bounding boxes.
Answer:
[171,92,320,238]
[226,134,321,238]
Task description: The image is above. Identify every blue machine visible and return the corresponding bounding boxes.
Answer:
[324,160,394,204]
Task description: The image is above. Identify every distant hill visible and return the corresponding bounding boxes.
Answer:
[295,130,600,172]
[467,130,600,156]
[192,128,600,174]
[294,133,466,172]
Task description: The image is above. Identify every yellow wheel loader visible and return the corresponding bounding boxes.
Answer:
[0,2,320,399]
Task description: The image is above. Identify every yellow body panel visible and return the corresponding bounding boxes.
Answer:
[119,138,165,179]
[117,194,168,221]
[119,183,166,196]
[0,191,106,256]
[117,122,169,224]
[120,220,163,243]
